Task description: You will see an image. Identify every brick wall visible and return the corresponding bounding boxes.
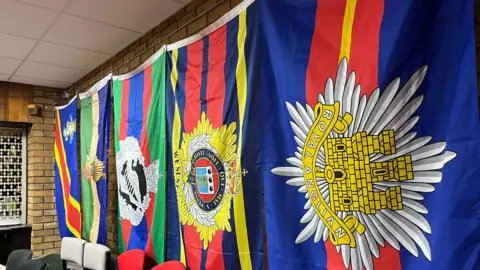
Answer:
[65,0,241,254]
[27,87,63,257]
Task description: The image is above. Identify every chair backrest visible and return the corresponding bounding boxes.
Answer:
[151,261,186,270]
[17,260,46,270]
[82,243,110,270]
[60,237,86,269]
[6,249,33,270]
[116,250,144,270]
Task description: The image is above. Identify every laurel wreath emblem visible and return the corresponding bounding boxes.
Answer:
[174,113,241,248]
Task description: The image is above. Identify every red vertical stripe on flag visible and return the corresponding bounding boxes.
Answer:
[305,0,346,107]
[348,1,401,269]
[183,40,203,133]
[119,79,132,250]
[205,25,227,270]
[141,66,153,165]
[348,0,384,96]
[119,80,130,140]
[375,242,402,270]
[323,1,399,269]
[325,240,345,270]
[54,120,81,232]
[144,195,157,269]
[206,25,227,128]
[206,231,224,270]
[183,39,204,270]
[140,65,156,265]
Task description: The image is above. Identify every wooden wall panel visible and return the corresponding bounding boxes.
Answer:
[0,82,33,123]
[8,83,32,123]
[0,82,7,121]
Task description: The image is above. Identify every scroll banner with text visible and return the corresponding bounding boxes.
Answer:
[262,0,480,269]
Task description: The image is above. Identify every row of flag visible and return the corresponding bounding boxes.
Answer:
[54,0,480,269]
[54,75,111,245]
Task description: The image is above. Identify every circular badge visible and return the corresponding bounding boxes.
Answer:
[188,149,226,211]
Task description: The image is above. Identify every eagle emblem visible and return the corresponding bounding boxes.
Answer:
[174,113,241,249]
[63,115,76,144]
[116,137,160,226]
[272,58,456,270]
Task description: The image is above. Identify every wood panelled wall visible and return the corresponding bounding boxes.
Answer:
[0,82,34,123]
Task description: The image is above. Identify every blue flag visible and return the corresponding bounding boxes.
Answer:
[165,1,264,269]
[80,74,111,245]
[54,96,81,239]
[260,0,480,269]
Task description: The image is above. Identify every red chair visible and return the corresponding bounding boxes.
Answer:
[151,261,186,270]
[117,249,145,270]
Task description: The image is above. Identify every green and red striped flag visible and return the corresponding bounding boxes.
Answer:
[112,47,166,266]
[80,74,111,245]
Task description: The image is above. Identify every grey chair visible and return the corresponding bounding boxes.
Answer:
[82,243,111,270]
[17,260,46,270]
[60,237,86,270]
[6,249,33,270]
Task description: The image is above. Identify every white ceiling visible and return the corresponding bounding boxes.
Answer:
[0,0,187,88]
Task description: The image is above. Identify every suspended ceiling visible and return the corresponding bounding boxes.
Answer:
[0,0,188,89]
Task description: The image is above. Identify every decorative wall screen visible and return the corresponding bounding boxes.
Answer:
[0,128,26,226]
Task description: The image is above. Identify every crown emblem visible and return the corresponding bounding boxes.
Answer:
[174,113,243,248]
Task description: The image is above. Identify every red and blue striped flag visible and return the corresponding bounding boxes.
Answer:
[165,1,264,269]
[54,96,82,239]
[113,49,167,266]
[262,0,480,269]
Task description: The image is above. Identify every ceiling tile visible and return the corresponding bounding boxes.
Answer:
[15,61,87,83]
[0,74,10,81]
[10,75,70,89]
[44,14,141,54]
[28,42,111,71]
[17,0,69,11]
[66,0,182,33]
[0,57,21,74]
[0,0,58,39]
[0,33,36,60]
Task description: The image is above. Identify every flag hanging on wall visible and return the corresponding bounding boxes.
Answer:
[165,1,263,269]
[261,0,480,270]
[54,96,82,239]
[80,74,111,245]
[112,48,167,265]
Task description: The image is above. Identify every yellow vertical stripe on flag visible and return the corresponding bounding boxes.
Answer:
[69,196,80,211]
[54,144,80,238]
[339,0,357,62]
[170,49,186,266]
[88,92,101,243]
[55,111,81,238]
[234,9,252,270]
[56,111,81,214]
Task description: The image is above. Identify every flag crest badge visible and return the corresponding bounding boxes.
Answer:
[272,58,456,269]
[174,112,242,249]
[63,115,76,143]
[116,136,161,226]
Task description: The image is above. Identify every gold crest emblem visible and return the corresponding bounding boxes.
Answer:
[63,115,76,144]
[83,155,105,183]
[272,58,456,269]
[174,113,241,248]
